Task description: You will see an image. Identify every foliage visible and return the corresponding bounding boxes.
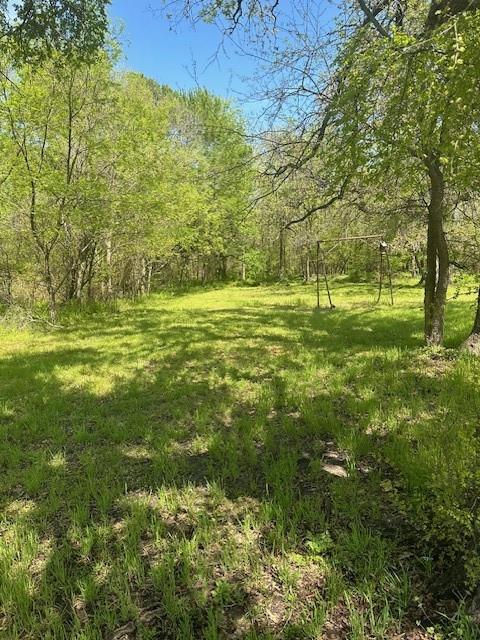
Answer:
[0,54,254,316]
[333,14,480,195]
[0,0,110,62]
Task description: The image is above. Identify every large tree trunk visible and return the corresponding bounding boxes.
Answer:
[462,287,480,355]
[424,156,449,346]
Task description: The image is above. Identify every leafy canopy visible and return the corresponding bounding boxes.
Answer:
[0,0,110,61]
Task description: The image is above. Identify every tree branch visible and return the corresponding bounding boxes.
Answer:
[284,178,350,229]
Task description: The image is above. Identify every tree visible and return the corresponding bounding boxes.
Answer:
[335,12,480,344]
[180,89,253,279]
[0,54,116,318]
[169,0,480,346]
[0,0,110,62]
[0,50,254,314]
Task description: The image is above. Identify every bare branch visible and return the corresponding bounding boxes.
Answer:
[284,177,350,229]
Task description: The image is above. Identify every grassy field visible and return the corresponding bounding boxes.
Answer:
[1,280,479,639]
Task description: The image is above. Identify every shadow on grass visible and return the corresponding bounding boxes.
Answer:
[1,291,479,639]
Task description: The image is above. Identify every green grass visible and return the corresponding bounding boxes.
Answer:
[1,280,479,639]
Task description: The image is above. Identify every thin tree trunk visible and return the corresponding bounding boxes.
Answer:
[43,250,57,322]
[0,251,13,303]
[424,156,449,346]
[219,255,227,280]
[105,236,113,299]
[279,228,286,280]
[139,257,147,295]
[146,262,153,294]
[414,253,426,286]
[86,244,96,299]
[65,258,77,301]
[75,262,85,300]
[462,287,480,354]
[411,254,418,277]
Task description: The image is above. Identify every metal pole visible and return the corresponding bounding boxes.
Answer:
[319,241,334,309]
[316,234,384,243]
[376,250,384,304]
[316,241,320,308]
[385,249,394,305]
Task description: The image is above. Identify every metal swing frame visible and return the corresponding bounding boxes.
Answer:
[303,234,394,309]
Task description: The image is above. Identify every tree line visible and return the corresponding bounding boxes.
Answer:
[1,0,480,353]
[173,0,480,351]
[0,53,253,320]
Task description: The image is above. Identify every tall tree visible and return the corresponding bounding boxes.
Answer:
[169,0,480,346]
[0,54,254,312]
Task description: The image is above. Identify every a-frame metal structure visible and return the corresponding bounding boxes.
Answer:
[303,234,394,309]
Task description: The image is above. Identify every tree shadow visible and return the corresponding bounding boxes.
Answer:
[1,292,478,638]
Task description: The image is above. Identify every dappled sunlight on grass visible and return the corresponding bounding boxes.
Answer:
[0,280,479,638]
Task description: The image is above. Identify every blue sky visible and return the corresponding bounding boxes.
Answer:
[107,0,340,126]
[108,1,257,107]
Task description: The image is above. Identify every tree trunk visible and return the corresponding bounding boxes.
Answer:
[414,253,426,286]
[75,260,86,300]
[146,262,153,294]
[424,156,449,346]
[87,244,96,299]
[279,228,286,280]
[139,257,147,295]
[105,236,113,299]
[219,255,228,280]
[462,287,480,354]
[66,260,77,301]
[411,254,418,277]
[0,252,13,303]
[43,250,57,322]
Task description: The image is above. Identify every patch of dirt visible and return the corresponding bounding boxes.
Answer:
[391,629,434,640]
[321,443,349,478]
[222,558,326,638]
[417,349,457,378]
[323,602,350,639]
[73,596,89,626]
